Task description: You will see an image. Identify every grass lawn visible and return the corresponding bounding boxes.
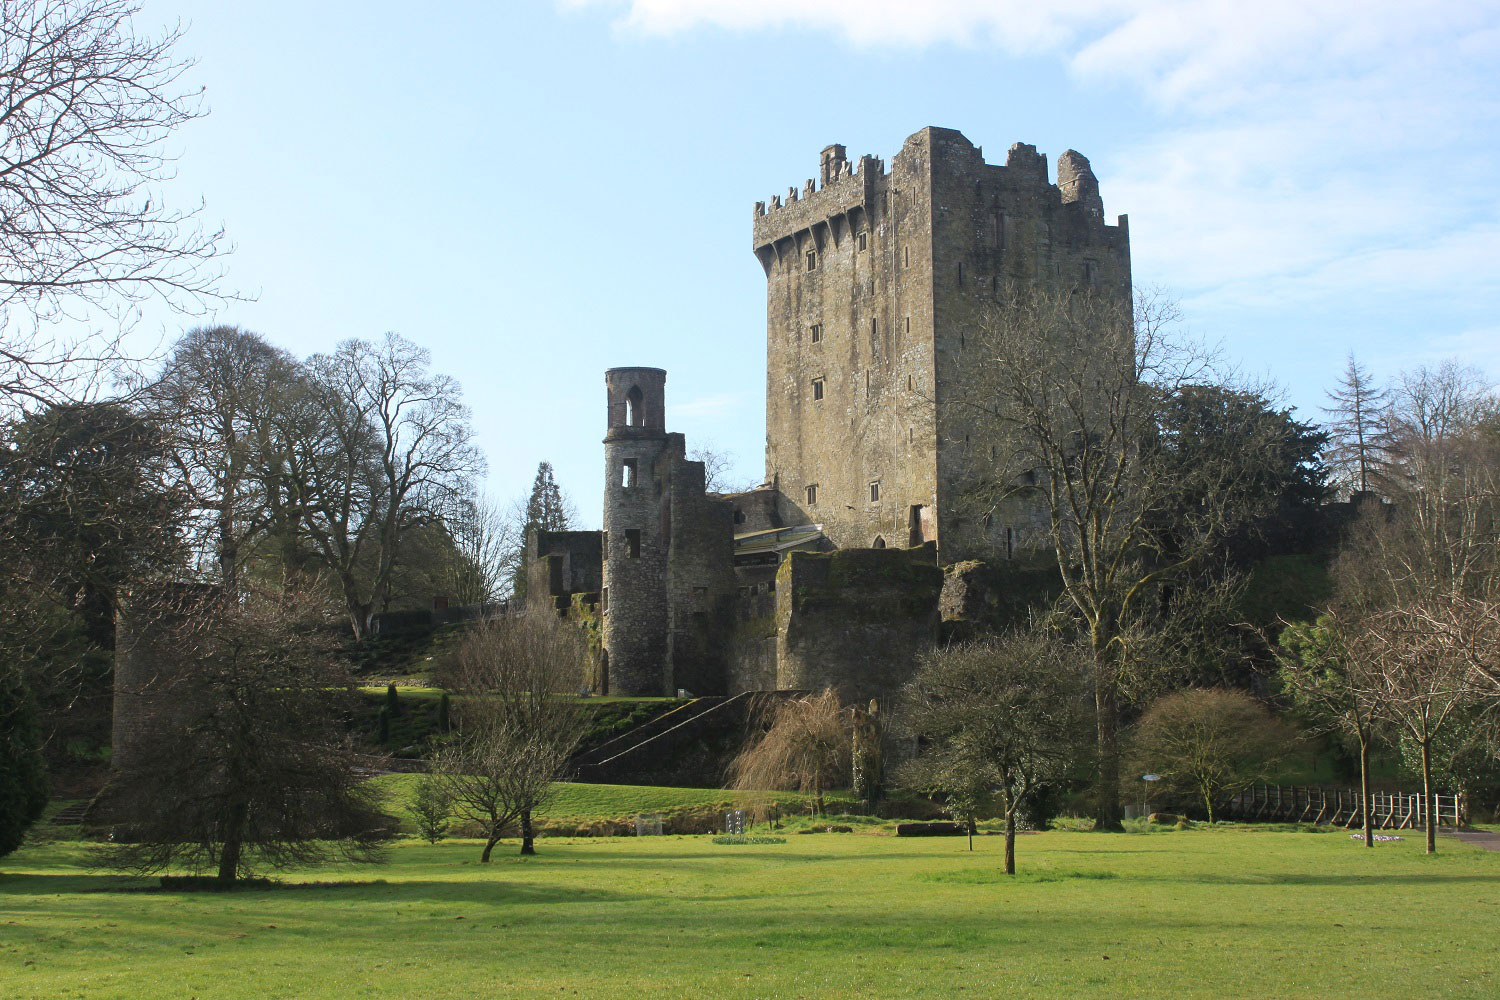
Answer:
[4,823,1498,998]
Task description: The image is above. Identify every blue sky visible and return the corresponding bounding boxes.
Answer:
[129,0,1500,526]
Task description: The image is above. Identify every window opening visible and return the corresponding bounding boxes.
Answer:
[812,377,825,401]
[625,529,641,558]
[957,262,964,286]
[625,385,644,427]
[806,248,817,271]
[857,231,868,251]
[872,536,886,549]
[869,481,881,503]
[622,458,637,488]
[806,484,818,506]
[810,322,822,343]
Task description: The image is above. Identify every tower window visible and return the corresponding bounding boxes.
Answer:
[1085,260,1099,286]
[601,531,608,559]
[806,249,817,271]
[904,246,910,267]
[957,262,964,287]
[857,231,868,251]
[622,458,637,489]
[625,529,641,558]
[810,322,822,343]
[806,484,818,506]
[626,385,644,427]
[869,481,881,503]
[812,378,825,401]
[905,316,910,333]
[733,509,746,525]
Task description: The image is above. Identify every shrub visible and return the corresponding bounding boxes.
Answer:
[408,775,453,844]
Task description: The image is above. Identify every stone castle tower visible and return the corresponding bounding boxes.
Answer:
[600,368,736,697]
[753,126,1132,561]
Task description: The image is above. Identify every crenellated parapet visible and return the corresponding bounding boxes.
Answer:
[752,146,887,268]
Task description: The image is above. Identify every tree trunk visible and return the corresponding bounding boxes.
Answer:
[966,816,975,852]
[216,800,247,886]
[1422,738,1436,855]
[1004,809,1016,875]
[1093,678,1124,831]
[520,809,535,856]
[1359,736,1373,848]
[1204,788,1214,825]
[481,834,499,863]
[814,776,825,817]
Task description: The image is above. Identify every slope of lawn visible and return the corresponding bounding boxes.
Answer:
[4,823,1498,998]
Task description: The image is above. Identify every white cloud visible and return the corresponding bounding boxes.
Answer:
[563,0,1500,384]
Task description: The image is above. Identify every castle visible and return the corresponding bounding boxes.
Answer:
[527,127,1132,704]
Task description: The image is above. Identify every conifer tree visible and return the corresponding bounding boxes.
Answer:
[511,462,574,601]
[1324,353,1388,496]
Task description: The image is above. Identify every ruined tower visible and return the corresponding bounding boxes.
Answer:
[601,367,671,696]
[599,368,738,697]
[753,127,1132,561]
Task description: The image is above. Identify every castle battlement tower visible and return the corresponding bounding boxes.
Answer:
[753,126,1132,560]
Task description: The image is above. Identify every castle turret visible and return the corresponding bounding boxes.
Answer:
[601,368,671,696]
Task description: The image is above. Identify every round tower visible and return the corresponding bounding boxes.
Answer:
[601,368,670,696]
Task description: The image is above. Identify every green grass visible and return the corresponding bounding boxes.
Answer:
[4,824,1498,997]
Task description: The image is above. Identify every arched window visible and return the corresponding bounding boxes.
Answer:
[872,536,886,549]
[626,385,644,427]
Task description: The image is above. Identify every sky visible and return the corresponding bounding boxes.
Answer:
[122,0,1500,526]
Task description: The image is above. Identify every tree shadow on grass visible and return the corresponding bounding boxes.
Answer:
[0,872,649,906]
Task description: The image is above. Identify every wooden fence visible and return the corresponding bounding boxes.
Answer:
[1216,784,1464,828]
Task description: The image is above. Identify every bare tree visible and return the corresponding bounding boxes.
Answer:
[298,333,483,637]
[143,326,294,593]
[433,613,586,860]
[1356,603,1478,853]
[1276,613,1386,847]
[728,689,850,817]
[0,0,231,410]
[442,493,516,606]
[690,442,754,494]
[1323,353,1388,496]
[103,584,392,885]
[1126,688,1297,824]
[896,632,1090,873]
[945,286,1287,829]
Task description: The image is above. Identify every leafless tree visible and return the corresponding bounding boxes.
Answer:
[298,333,483,637]
[728,689,851,817]
[944,285,1287,829]
[690,442,754,494]
[102,583,392,885]
[0,0,231,411]
[433,613,586,860]
[1276,613,1386,846]
[1126,688,1297,824]
[141,326,294,593]
[896,632,1090,872]
[1354,603,1479,853]
[441,492,516,606]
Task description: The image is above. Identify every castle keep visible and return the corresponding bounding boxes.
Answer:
[528,127,1132,703]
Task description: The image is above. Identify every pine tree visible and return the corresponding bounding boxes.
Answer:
[512,462,574,601]
[1324,353,1388,496]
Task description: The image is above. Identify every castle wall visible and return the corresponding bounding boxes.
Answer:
[726,588,778,693]
[755,141,938,553]
[774,547,943,705]
[525,529,603,614]
[663,441,738,696]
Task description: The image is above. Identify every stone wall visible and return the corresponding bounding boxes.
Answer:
[754,127,1132,565]
[775,546,943,704]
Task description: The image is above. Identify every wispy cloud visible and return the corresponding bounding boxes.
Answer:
[563,1,1500,386]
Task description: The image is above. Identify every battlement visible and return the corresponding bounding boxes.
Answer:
[752,147,886,251]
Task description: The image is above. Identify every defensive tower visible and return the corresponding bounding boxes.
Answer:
[601,367,671,696]
[753,126,1132,560]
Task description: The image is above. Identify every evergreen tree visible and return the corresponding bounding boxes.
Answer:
[1324,353,1388,496]
[0,669,48,859]
[512,462,574,601]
